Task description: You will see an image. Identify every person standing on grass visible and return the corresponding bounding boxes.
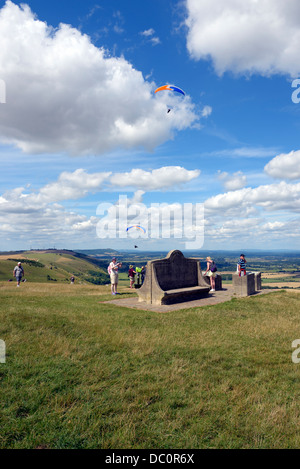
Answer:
[128,265,136,289]
[237,254,247,277]
[13,262,24,287]
[108,257,122,295]
[204,256,216,292]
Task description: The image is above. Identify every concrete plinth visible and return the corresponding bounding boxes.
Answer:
[251,272,262,291]
[232,272,256,297]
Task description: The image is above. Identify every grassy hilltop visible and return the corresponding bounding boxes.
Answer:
[1,280,300,449]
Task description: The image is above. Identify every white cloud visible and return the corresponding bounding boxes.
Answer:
[201,105,212,118]
[264,150,300,180]
[72,217,98,232]
[217,171,247,191]
[0,1,199,156]
[0,166,203,247]
[110,166,201,190]
[262,221,285,231]
[140,28,155,37]
[185,0,300,76]
[205,180,300,216]
[140,28,161,45]
[36,169,111,203]
[2,164,300,250]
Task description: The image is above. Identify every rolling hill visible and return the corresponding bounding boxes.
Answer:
[0,249,110,285]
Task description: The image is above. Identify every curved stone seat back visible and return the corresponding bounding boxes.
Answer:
[137,250,210,305]
[154,250,198,291]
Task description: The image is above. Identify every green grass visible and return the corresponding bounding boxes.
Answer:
[0,282,300,449]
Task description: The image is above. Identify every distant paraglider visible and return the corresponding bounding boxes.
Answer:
[155,85,185,96]
[155,85,185,113]
[126,225,146,234]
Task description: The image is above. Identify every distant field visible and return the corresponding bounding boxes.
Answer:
[1,282,300,449]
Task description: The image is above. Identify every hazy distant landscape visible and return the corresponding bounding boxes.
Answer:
[1,248,300,289]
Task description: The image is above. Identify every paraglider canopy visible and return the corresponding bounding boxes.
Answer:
[126,225,146,234]
[155,85,185,96]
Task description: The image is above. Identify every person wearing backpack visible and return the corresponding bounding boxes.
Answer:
[204,256,217,292]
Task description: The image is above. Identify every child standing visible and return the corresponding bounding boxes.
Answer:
[237,254,247,277]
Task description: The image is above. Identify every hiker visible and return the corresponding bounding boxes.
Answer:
[13,262,25,287]
[108,257,122,295]
[237,254,247,277]
[204,256,217,292]
[128,265,136,289]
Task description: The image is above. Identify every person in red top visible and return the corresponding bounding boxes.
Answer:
[128,265,136,289]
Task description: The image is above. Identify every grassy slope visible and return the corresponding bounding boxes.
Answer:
[0,282,300,449]
[0,251,108,284]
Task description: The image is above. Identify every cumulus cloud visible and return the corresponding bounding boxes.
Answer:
[0,1,199,156]
[217,171,247,191]
[35,169,111,203]
[110,166,201,190]
[264,150,300,180]
[0,165,202,246]
[205,181,300,216]
[2,167,300,248]
[185,0,300,76]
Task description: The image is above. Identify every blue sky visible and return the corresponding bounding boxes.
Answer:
[0,0,300,252]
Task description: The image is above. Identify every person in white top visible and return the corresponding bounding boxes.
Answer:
[13,262,25,287]
[108,257,122,295]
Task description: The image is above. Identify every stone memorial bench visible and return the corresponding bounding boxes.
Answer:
[137,250,210,305]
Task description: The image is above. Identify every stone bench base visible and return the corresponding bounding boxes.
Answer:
[203,274,222,290]
[162,286,210,305]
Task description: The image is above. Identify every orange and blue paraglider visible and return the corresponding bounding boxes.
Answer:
[154,85,185,96]
[126,225,146,234]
